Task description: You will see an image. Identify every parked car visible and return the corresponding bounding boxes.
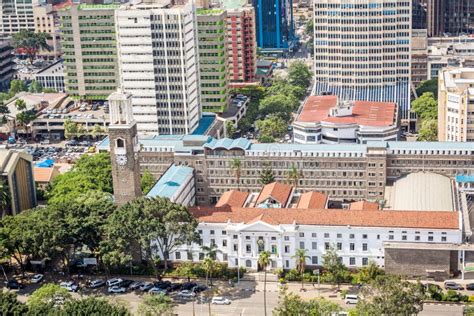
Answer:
[106,278,123,287]
[179,290,196,298]
[31,274,44,284]
[466,283,474,291]
[6,279,24,290]
[149,287,167,295]
[181,282,197,291]
[344,295,358,304]
[211,297,231,305]
[444,282,464,290]
[140,282,154,292]
[192,285,208,293]
[108,286,126,294]
[169,283,183,292]
[119,279,134,288]
[66,140,78,147]
[60,281,78,292]
[154,281,171,290]
[129,281,144,290]
[89,279,106,289]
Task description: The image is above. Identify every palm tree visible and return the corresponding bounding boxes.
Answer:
[0,178,10,217]
[258,251,272,316]
[292,248,310,291]
[201,244,221,286]
[201,243,221,260]
[287,163,302,190]
[230,158,242,190]
[12,30,51,63]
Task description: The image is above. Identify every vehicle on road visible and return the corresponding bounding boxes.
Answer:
[129,281,144,290]
[6,279,24,290]
[444,282,464,290]
[60,281,78,292]
[89,279,106,289]
[211,297,231,305]
[179,290,196,298]
[106,278,123,287]
[31,274,44,284]
[466,283,474,291]
[140,282,154,292]
[149,287,167,295]
[344,295,358,304]
[108,286,126,294]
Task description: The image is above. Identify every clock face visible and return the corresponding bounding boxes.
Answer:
[116,154,128,166]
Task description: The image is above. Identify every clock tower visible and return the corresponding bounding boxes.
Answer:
[107,90,142,205]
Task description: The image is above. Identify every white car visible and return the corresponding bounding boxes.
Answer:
[211,297,231,305]
[89,279,106,288]
[179,290,196,298]
[139,282,154,292]
[344,295,358,304]
[129,281,144,290]
[149,287,166,295]
[31,274,44,283]
[60,281,78,292]
[108,286,126,294]
[106,278,123,287]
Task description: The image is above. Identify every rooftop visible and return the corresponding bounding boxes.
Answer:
[256,182,293,207]
[35,60,64,76]
[191,113,216,136]
[296,191,328,209]
[215,190,249,208]
[296,95,396,127]
[33,167,58,183]
[384,172,455,212]
[221,0,248,9]
[190,207,460,230]
[147,165,193,200]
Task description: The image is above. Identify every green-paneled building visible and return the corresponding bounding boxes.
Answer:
[59,4,118,100]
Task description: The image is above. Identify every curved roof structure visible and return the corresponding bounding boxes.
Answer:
[204,138,251,151]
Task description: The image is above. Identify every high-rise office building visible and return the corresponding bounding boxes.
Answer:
[223,1,257,87]
[115,1,200,135]
[252,0,295,54]
[0,38,15,91]
[313,0,412,117]
[59,4,118,100]
[412,0,427,30]
[0,0,35,34]
[422,0,474,36]
[196,9,229,113]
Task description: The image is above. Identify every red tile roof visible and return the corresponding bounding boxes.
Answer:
[33,167,57,183]
[349,201,379,210]
[297,95,396,127]
[256,182,293,206]
[189,207,459,230]
[297,192,328,209]
[215,190,249,208]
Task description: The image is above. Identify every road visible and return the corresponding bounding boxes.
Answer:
[420,303,464,316]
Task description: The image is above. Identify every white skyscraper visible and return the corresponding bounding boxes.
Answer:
[115,1,201,135]
[313,0,412,118]
[0,0,35,34]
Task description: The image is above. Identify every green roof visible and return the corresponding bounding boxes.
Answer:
[221,0,247,9]
[196,8,224,15]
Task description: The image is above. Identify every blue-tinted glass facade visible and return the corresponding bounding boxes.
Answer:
[253,0,295,51]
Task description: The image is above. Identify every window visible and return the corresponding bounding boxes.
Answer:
[362,243,368,251]
[246,244,251,253]
[350,243,355,251]
[233,244,238,251]
[362,234,368,239]
[235,258,238,266]
[271,236,276,240]
[325,242,330,250]
[285,260,289,268]
[312,242,317,250]
[222,240,227,247]
[187,252,193,260]
[441,236,447,242]
[362,258,368,266]
[198,230,203,234]
[312,233,317,238]
[222,230,227,235]
[402,235,407,241]
[210,230,215,235]
[337,242,342,250]
[210,239,215,247]
[377,234,380,239]
[337,233,342,238]
[428,236,434,241]
[233,235,238,239]
[349,234,355,239]
[415,236,420,241]
[300,242,305,249]
[285,245,290,253]
[284,236,290,241]
[389,235,394,240]
[175,252,181,260]
[299,232,305,237]
[271,245,277,253]
[246,260,252,268]
[349,257,355,265]
[324,233,330,238]
[246,236,251,240]
[312,256,318,265]
[199,253,204,260]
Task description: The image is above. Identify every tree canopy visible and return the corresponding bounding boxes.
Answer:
[259,164,275,185]
[417,119,438,141]
[0,290,28,315]
[62,297,129,316]
[140,170,156,195]
[138,293,175,316]
[28,283,72,310]
[12,30,51,63]
[411,92,438,121]
[322,245,350,288]
[288,61,312,89]
[416,78,438,99]
[274,286,341,316]
[256,114,287,141]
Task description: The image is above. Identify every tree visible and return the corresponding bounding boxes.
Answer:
[42,88,57,93]
[12,30,51,63]
[416,78,438,98]
[16,110,36,136]
[15,99,26,111]
[0,290,28,315]
[288,60,312,89]
[259,163,275,185]
[258,250,271,316]
[292,248,309,290]
[353,260,384,284]
[0,178,10,217]
[138,293,175,316]
[62,297,129,315]
[225,121,236,139]
[418,119,438,141]
[104,196,200,275]
[322,245,349,289]
[9,80,27,96]
[64,119,85,140]
[356,275,425,315]
[274,286,341,316]
[91,124,106,140]
[202,256,215,287]
[230,158,242,190]
[411,92,438,121]
[256,114,287,141]
[141,170,155,195]
[29,80,43,93]
[28,283,72,310]
[266,78,305,100]
[259,94,297,121]
[287,163,302,190]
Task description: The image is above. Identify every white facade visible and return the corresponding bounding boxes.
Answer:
[115,2,201,135]
[0,0,35,34]
[313,0,412,117]
[34,60,65,92]
[171,220,462,270]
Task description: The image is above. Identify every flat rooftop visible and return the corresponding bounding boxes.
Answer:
[191,113,216,135]
[297,95,396,126]
[146,164,193,200]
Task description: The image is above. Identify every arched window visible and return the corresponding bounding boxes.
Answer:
[245,260,252,268]
[116,138,125,148]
